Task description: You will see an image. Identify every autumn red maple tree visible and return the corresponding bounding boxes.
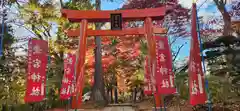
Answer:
[84,0,193,85]
[122,0,190,38]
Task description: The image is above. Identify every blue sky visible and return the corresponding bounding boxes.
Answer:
[90,0,220,60]
[100,0,124,10]
[89,0,221,60]
[12,0,221,58]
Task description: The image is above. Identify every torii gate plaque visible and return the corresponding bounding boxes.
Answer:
[61,7,167,109]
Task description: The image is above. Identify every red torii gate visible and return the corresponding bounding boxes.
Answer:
[61,7,168,108]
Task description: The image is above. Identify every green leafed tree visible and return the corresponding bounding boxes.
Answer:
[0,23,26,108]
[7,0,94,109]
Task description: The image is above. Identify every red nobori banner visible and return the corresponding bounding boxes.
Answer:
[25,39,48,103]
[155,36,176,94]
[144,57,156,95]
[188,3,207,106]
[60,53,76,100]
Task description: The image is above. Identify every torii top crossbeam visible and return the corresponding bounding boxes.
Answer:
[61,7,167,22]
[62,7,168,37]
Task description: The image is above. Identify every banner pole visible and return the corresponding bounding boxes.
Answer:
[160,95,163,111]
[153,93,157,111]
[0,7,5,57]
[196,5,212,111]
[177,89,181,111]
[148,56,157,111]
[66,98,70,111]
[163,95,166,111]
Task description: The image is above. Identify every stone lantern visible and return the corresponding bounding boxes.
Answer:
[232,20,240,36]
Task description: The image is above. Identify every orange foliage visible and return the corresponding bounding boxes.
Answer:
[84,35,142,85]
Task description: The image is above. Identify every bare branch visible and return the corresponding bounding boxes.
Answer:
[11,23,38,37]
[172,44,184,62]
[170,37,179,46]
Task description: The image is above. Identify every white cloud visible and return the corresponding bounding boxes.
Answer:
[119,0,128,8]
[179,0,223,23]
[51,0,61,9]
[179,0,214,9]
[179,0,193,8]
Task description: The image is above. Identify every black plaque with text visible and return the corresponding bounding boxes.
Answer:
[111,13,122,30]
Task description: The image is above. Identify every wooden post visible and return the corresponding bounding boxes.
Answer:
[144,17,155,60]
[145,17,160,111]
[72,19,88,109]
[154,94,161,108]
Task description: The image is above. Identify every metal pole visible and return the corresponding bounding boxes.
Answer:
[66,98,70,111]
[160,95,163,111]
[0,2,5,57]
[152,93,157,111]
[163,95,166,111]
[196,8,212,111]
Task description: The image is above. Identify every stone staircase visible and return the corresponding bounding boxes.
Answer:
[104,103,136,111]
[103,106,135,111]
[67,103,137,111]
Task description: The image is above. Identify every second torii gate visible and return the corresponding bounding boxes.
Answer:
[61,7,168,109]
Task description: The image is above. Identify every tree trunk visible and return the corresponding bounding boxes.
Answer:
[92,0,107,106]
[59,0,64,8]
[72,0,77,4]
[106,88,109,101]
[112,71,118,103]
[114,84,118,103]
[214,0,232,36]
[133,87,137,103]
[222,10,231,36]
[140,88,144,101]
[110,88,113,103]
[2,104,6,111]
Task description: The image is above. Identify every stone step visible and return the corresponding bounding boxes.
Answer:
[103,106,135,111]
[48,104,137,111]
[68,107,135,111]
